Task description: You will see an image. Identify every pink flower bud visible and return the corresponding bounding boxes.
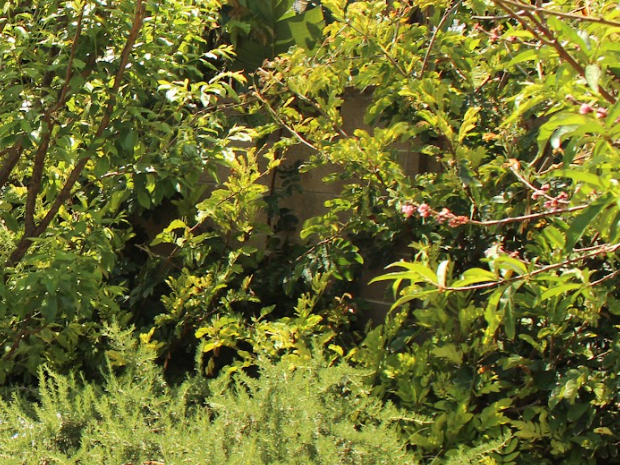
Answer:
[579,103,594,115]
[448,216,469,227]
[596,107,608,119]
[436,208,452,224]
[417,203,432,218]
[401,204,415,218]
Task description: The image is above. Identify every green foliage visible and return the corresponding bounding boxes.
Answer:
[0,325,415,464]
[222,0,325,69]
[0,0,249,382]
[249,0,620,463]
[2,0,620,463]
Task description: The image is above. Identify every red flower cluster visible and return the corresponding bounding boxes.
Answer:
[417,203,432,218]
[543,192,569,211]
[402,202,468,227]
[401,204,415,218]
[531,183,550,200]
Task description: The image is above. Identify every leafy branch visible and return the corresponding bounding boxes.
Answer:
[8,0,147,266]
[493,0,616,104]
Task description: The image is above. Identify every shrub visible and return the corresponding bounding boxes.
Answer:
[0,325,415,464]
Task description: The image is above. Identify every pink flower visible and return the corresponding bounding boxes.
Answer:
[436,208,452,224]
[533,184,550,200]
[448,215,469,227]
[579,103,594,115]
[544,198,559,210]
[417,203,432,218]
[401,204,415,218]
[596,107,608,119]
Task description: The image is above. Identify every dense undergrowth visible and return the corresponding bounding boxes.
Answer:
[0,0,619,463]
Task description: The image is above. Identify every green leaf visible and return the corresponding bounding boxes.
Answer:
[432,343,463,365]
[457,107,480,143]
[436,260,450,289]
[2,212,19,232]
[541,283,583,301]
[567,402,590,422]
[506,48,541,67]
[391,289,439,309]
[483,286,505,345]
[452,268,497,288]
[500,282,524,341]
[136,190,151,209]
[585,64,601,93]
[550,125,580,150]
[502,287,516,340]
[565,194,612,252]
[493,256,528,275]
[120,129,138,153]
[551,169,610,190]
[374,262,439,285]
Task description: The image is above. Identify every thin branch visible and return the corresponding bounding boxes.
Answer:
[254,88,323,154]
[469,204,587,226]
[500,0,620,28]
[440,242,620,293]
[419,0,464,77]
[256,88,394,191]
[257,68,349,139]
[24,131,52,236]
[494,0,616,104]
[25,6,85,239]
[472,14,511,20]
[48,6,86,116]
[508,164,557,201]
[589,268,620,287]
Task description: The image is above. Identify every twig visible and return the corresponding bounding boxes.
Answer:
[257,68,349,139]
[472,14,511,20]
[589,268,620,287]
[419,0,464,77]
[508,164,556,201]
[440,242,620,293]
[493,0,616,104]
[469,204,587,226]
[500,0,620,27]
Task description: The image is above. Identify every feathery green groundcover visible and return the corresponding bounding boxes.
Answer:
[0,326,414,464]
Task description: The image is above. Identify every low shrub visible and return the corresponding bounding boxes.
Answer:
[0,325,415,464]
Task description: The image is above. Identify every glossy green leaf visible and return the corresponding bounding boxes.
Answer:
[585,64,601,93]
[565,194,612,252]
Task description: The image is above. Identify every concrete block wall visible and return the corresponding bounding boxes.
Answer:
[199,91,436,323]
